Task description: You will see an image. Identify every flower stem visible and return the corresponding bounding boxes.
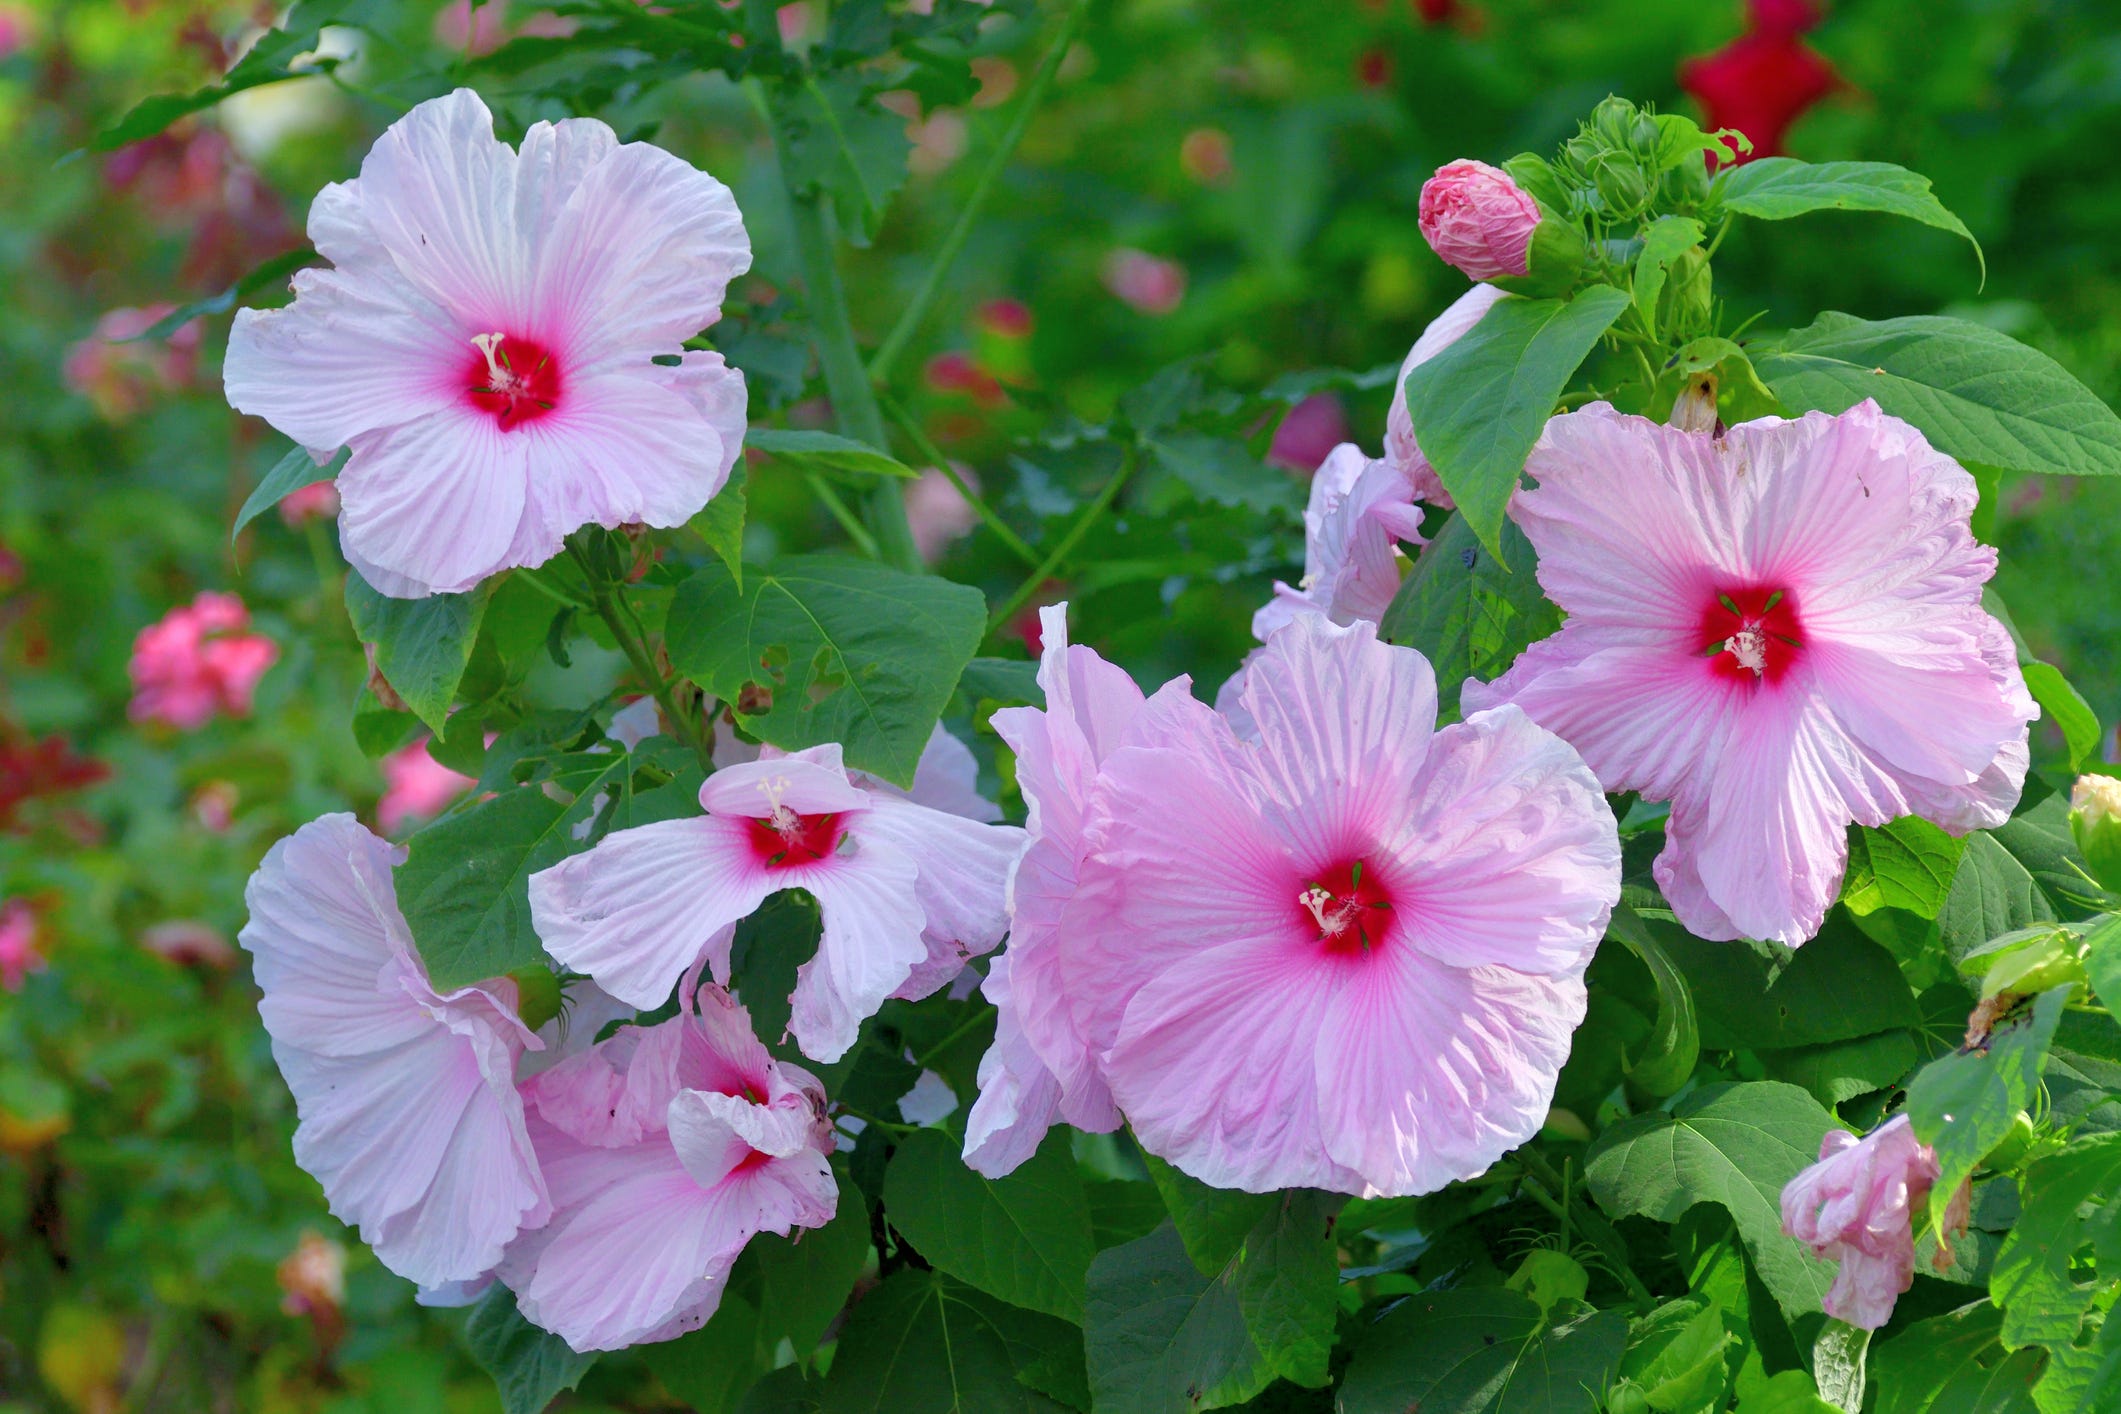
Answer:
[866,0,1093,386]
[880,392,1042,568]
[985,444,1136,636]
[565,540,715,772]
[1516,1147,1655,1307]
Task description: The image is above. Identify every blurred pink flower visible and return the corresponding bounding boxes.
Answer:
[0,4,36,59]
[378,739,475,834]
[192,781,240,833]
[224,89,751,599]
[1267,393,1350,472]
[128,592,279,730]
[1781,1114,1970,1328]
[278,480,342,527]
[1464,402,2036,946]
[0,899,44,991]
[904,466,979,564]
[142,920,239,970]
[1102,249,1186,316]
[975,299,1034,340]
[63,306,201,421]
[924,351,1006,406]
[1418,160,1541,282]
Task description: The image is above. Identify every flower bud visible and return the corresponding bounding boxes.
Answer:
[1419,159,1542,282]
[1504,1248,1589,1313]
[1658,247,1715,340]
[2071,775,2121,892]
[510,964,565,1033]
[1981,1111,2037,1173]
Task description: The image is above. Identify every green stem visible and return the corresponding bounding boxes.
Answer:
[760,89,922,573]
[807,471,882,559]
[566,542,715,772]
[866,0,1093,386]
[1517,1147,1655,1307]
[986,444,1136,635]
[881,393,1041,568]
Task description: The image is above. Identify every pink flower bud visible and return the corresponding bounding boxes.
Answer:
[1418,160,1542,282]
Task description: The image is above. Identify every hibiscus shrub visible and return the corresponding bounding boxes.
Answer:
[14,2,2121,1413]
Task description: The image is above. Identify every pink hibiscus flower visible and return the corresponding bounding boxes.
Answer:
[128,592,280,730]
[1464,401,2036,946]
[0,898,44,991]
[1252,443,1427,641]
[1782,1113,1971,1329]
[975,611,1620,1195]
[377,738,475,834]
[224,89,751,599]
[528,742,1022,1061]
[499,986,835,1352]
[239,813,549,1289]
[1384,283,1508,508]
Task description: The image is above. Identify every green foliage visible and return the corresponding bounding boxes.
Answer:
[463,1286,598,1414]
[1907,986,2071,1234]
[665,556,985,787]
[746,429,919,480]
[1716,160,1982,277]
[232,444,344,544]
[1991,1133,2121,1412]
[344,573,493,736]
[1377,512,1560,723]
[1336,1289,1627,1414]
[1869,1301,2044,1414]
[820,1270,1077,1414]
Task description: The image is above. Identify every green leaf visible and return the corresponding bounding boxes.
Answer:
[233,445,345,544]
[1613,1297,1733,1414]
[883,1127,1095,1323]
[1377,512,1560,723]
[957,657,1042,708]
[2021,662,2100,772]
[1584,1081,1842,1320]
[345,573,493,735]
[1336,1289,1627,1414]
[1812,1319,1870,1414]
[1606,904,1701,1097]
[1147,434,1304,517]
[1633,216,1707,335]
[693,462,749,586]
[1938,790,2100,966]
[2082,914,2121,1015]
[142,248,318,340]
[1756,313,2121,479]
[640,1295,764,1414]
[1718,159,1982,278]
[746,429,916,480]
[1083,1222,1272,1414]
[397,785,579,991]
[1659,914,1920,1050]
[1869,1301,2044,1414]
[1761,1029,1919,1106]
[740,1186,872,1365]
[820,1270,1075,1414]
[1844,818,1968,919]
[1228,1191,1341,1389]
[1906,986,2070,1235]
[91,21,341,150]
[665,555,986,787]
[1732,1369,1837,1414]
[1990,1132,2121,1414]
[463,1287,598,1414]
[740,1367,823,1414]
[779,73,912,247]
[1399,285,1632,554]
[1142,1155,1278,1272]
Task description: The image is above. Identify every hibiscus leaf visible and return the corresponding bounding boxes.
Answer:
[664,555,987,788]
[1377,512,1558,724]
[1938,788,2103,966]
[820,1269,1077,1414]
[1760,1029,1919,1107]
[1990,1132,2121,1413]
[1606,904,1702,1097]
[1583,1081,1843,1320]
[1336,1288,1627,1414]
[2020,661,2101,772]
[1399,284,1631,556]
[1227,1189,1342,1389]
[140,248,318,343]
[1755,313,2121,479]
[747,429,917,480]
[1868,1300,2044,1414]
[1906,985,2071,1238]
[1632,215,1706,336]
[1658,912,1919,1050]
[1143,1154,1279,1272]
[89,24,341,151]
[464,1286,598,1414]
[1844,818,1968,920]
[778,72,912,248]
[1083,1222,1273,1413]
[1717,160,1983,281]
[639,1294,764,1414]
[739,1190,873,1366]
[344,572,494,735]
[883,1127,1097,1323]
[233,445,345,545]
[691,462,749,587]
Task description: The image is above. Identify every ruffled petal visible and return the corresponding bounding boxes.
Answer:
[856,795,1023,999]
[791,845,930,1063]
[962,954,1069,1179]
[335,407,530,598]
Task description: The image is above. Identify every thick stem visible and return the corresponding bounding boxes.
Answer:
[866,0,1093,386]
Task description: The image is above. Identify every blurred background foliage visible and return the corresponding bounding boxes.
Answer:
[4,0,2121,1408]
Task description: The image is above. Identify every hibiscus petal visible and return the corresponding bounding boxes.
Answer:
[335,407,530,597]
[791,844,930,1063]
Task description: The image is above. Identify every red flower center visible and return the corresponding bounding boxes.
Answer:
[1698,584,1804,684]
[1295,858,1396,958]
[462,332,563,429]
[745,810,846,869]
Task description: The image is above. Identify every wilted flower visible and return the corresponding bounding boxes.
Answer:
[0,898,45,991]
[1466,402,2036,946]
[240,814,549,1289]
[502,987,836,1352]
[1781,1114,1970,1329]
[128,592,279,730]
[377,738,475,834]
[62,306,201,421]
[1418,160,1541,282]
[224,89,751,598]
[2071,774,2121,892]
[1102,249,1186,316]
[277,1230,348,1321]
